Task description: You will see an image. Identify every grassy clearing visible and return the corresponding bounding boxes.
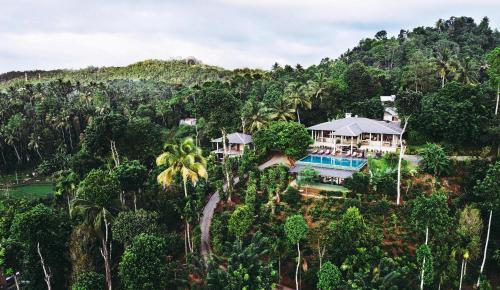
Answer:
[0,183,54,199]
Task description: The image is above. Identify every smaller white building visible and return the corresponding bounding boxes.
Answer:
[383,107,399,122]
[380,95,396,103]
[179,118,197,126]
[211,132,253,160]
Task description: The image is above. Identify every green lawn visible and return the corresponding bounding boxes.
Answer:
[0,183,54,199]
[305,182,349,193]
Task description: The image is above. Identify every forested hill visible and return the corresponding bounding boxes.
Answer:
[339,16,499,93]
[0,58,230,86]
[0,16,498,174]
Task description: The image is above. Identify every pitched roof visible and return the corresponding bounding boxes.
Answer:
[289,165,355,178]
[307,117,402,136]
[211,132,253,144]
[384,107,398,116]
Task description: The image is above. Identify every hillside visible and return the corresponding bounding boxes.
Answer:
[0,16,499,290]
[0,58,230,87]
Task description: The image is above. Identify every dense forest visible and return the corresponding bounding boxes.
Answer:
[0,16,499,290]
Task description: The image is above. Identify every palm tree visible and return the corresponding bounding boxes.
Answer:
[305,72,328,101]
[434,44,460,88]
[270,97,295,121]
[241,100,271,133]
[285,82,312,123]
[71,200,115,290]
[156,138,207,254]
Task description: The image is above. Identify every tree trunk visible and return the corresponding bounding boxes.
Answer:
[420,226,429,290]
[495,84,499,116]
[318,239,325,268]
[441,74,445,88]
[100,210,112,290]
[133,189,139,212]
[296,108,301,124]
[459,258,464,290]
[68,128,73,150]
[37,242,52,290]
[183,180,193,253]
[476,209,492,288]
[13,144,21,162]
[278,256,281,284]
[397,117,409,205]
[296,242,300,290]
[13,274,20,290]
[67,195,72,218]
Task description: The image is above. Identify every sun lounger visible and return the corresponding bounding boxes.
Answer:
[331,151,336,156]
[324,149,331,155]
[346,152,351,157]
[311,148,318,154]
[318,150,324,154]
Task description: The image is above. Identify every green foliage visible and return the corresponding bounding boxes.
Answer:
[410,191,452,240]
[206,232,276,290]
[416,244,434,284]
[228,205,254,240]
[298,165,318,186]
[9,204,70,290]
[72,272,105,290]
[285,214,308,244]
[419,143,450,176]
[253,121,312,159]
[114,160,148,191]
[112,210,160,246]
[283,186,300,207]
[317,261,343,290]
[76,169,120,208]
[118,234,170,290]
[344,172,370,195]
[474,161,500,211]
[326,207,368,260]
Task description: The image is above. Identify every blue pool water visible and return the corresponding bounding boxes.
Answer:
[297,155,367,170]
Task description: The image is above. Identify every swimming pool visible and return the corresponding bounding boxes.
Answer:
[297,154,367,170]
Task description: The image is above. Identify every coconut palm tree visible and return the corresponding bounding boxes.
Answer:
[241,99,271,133]
[305,72,329,101]
[285,82,311,123]
[156,137,207,254]
[270,97,295,121]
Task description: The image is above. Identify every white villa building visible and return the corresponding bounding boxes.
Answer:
[179,118,197,126]
[211,132,253,160]
[307,113,403,153]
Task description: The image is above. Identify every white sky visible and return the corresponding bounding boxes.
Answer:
[0,0,498,72]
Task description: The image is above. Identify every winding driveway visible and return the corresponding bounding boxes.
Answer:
[200,176,239,259]
[200,153,292,259]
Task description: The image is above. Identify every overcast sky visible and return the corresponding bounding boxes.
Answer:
[0,0,499,73]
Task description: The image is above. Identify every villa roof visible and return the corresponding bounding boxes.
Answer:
[380,95,396,102]
[384,107,398,116]
[211,132,252,144]
[307,117,402,136]
[289,165,355,179]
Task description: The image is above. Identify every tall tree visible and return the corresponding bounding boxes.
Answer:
[156,137,207,254]
[284,82,311,123]
[71,169,120,290]
[474,161,500,288]
[285,215,308,290]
